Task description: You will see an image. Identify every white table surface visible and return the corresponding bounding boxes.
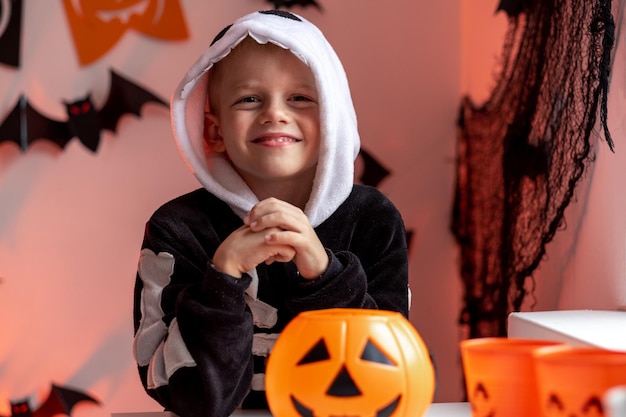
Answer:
[231,403,471,416]
[425,402,470,416]
[112,402,471,417]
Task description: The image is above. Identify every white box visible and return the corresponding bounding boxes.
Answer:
[508,309,626,351]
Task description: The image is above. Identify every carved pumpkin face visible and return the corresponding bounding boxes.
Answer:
[543,393,604,417]
[266,308,435,417]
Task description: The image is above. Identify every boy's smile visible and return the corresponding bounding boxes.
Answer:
[251,132,301,145]
[206,38,321,201]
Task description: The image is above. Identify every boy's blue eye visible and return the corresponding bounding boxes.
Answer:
[291,95,312,102]
[239,97,258,103]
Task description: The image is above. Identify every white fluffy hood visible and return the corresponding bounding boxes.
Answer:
[170,10,360,227]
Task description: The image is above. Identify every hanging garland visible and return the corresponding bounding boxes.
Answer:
[452,0,619,339]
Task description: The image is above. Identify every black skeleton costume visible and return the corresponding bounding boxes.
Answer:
[133,10,409,417]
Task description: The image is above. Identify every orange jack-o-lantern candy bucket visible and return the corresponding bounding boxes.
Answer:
[533,345,626,417]
[460,337,563,417]
[265,308,435,417]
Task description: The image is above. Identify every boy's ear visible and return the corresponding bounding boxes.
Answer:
[204,112,226,153]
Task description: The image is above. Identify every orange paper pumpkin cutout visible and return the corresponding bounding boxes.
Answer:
[62,0,189,65]
[265,308,435,417]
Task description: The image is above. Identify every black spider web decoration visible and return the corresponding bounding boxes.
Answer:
[451,0,620,339]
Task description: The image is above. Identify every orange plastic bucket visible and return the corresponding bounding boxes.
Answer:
[460,337,562,417]
[533,346,626,417]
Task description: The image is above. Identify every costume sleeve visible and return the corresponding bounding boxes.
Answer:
[132,212,254,417]
[286,187,409,317]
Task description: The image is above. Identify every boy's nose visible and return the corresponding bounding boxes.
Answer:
[260,99,288,124]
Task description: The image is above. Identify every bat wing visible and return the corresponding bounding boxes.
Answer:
[267,0,286,8]
[0,0,24,67]
[496,0,528,17]
[98,69,167,133]
[32,383,99,417]
[296,0,322,8]
[0,95,72,151]
[358,148,391,187]
[267,0,322,10]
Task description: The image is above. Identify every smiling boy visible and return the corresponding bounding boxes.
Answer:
[133,10,410,417]
[207,37,329,280]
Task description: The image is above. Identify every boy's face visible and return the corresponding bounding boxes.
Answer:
[206,40,321,191]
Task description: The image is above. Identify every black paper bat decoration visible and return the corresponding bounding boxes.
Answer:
[3,383,99,417]
[266,0,322,10]
[496,0,529,18]
[0,0,23,67]
[356,148,415,250]
[358,148,391,188]
[0,69,168,153]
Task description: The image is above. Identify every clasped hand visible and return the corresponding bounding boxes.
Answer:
[212,198,329,280]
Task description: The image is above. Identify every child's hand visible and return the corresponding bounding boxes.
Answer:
[244,197,329,280]
[212,225,296,278]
